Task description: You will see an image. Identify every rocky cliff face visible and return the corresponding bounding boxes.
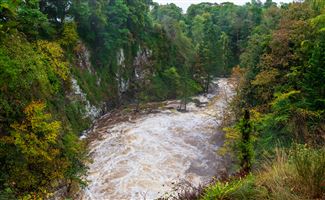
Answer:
[67,42,155,124]
[116,46,153,102]
[116,49,129,97]
[69,77,101,121]
[74,42,93,73]
[134,47,152,80]
[67,42,103,122]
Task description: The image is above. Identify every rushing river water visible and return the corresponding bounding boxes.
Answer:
[81,78,236,200]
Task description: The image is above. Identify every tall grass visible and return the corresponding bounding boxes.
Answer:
[256,146,325,199]
[201,145,325,200]
[290,145,325,198]
[256,148,305,200]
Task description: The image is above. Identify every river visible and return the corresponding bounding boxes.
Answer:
[80,78,236,200]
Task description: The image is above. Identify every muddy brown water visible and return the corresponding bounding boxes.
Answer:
[80,78,236,200]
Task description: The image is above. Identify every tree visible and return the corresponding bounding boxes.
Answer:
[2,0,53,39]
[220,32,231,76]
[191,15,205,45]
[250,0,263,25]
[0,0,18,28]
[239,110,253,172]
[0,101,86,198]
[126,0,152,41]
[60,22,79,50]
[197,13,222,92]
[264,0,275,8]
[305,0,325,11]
[1,102,64,196]
[178,71,202,111]
[39,0,71,27]
[151,3,184,22]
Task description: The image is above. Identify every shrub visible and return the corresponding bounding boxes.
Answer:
[201,175,266,200]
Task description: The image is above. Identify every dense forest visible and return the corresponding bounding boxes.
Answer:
[198,0,325,199]
[0,0,324,199]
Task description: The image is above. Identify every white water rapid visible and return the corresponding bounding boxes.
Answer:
[81,78,236,200]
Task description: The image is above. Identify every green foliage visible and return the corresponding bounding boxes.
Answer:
[221,110,255,171]
[191,15,205,45]
[162,67,181,97]
[220,3,325,199]
[11,102,61,160]
[149,75,170,100]
[16,0,53,39]
[73,0,132,67]
[65,101,92,133]
[60,22,79,50]
[0,33,58,130]
[0,3,88,197]
[238,111,254,172]
[179,74,203,102]
[71,66,112,105]
[0,187,15,200]
[151,3,184,22]
[234,1,325,150]
[39,0,71,27]
[305,0,325,11]
[201,175,263,200]
[0,0,18,30]
[3,0,324,199]
[62,131,88,185]
[37,40,70,81]
[0,102,86,198]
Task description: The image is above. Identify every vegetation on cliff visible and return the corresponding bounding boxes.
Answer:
[200,0,325,199]
[0,0,252,198]
[0,0,324,199]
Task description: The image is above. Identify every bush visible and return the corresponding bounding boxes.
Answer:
[201,175,266,200]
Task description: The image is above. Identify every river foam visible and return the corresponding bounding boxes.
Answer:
[81,78,235,200]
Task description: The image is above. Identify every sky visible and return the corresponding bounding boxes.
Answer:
[154,0,295,12]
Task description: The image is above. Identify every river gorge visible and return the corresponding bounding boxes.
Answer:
[80,78,236,200]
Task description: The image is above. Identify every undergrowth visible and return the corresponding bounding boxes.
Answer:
[200,145,325,200]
